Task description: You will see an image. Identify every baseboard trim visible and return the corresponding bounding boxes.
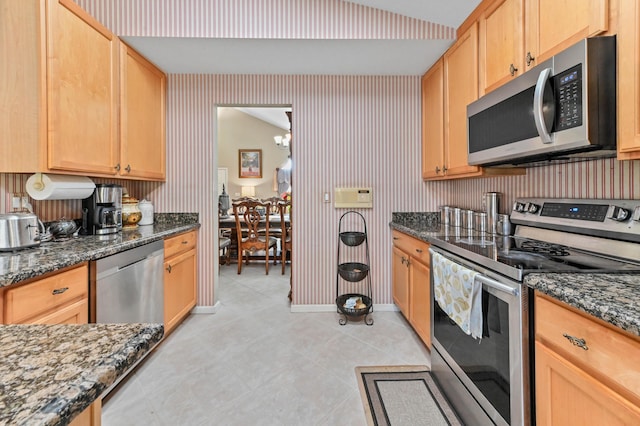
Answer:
[191,301,220,314]
[290,303,399,313]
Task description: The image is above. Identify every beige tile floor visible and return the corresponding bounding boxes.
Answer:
[102,262,431,426]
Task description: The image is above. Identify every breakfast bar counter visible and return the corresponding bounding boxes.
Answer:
[0,323,163,425]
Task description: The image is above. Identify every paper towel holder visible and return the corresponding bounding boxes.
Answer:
[31,173,45,191]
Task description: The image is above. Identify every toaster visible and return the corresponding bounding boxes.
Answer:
[0,213,43,251]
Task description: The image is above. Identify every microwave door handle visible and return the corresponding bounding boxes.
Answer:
[533,67,553,144]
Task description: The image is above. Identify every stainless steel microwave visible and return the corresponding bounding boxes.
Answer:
[467,36,616,167]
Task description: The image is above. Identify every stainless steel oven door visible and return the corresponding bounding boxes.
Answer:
[429,247,530,426]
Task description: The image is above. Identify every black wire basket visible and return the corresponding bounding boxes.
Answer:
[339,231,366,246]
[336,293,372,317]
[338,262,369,282]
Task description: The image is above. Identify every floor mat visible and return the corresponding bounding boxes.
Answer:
[355,365,462,426]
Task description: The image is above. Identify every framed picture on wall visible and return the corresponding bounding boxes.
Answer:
[239,149,262,178]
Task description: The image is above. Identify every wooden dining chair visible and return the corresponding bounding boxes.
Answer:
[232,199,278,274]
[278,200,292,275]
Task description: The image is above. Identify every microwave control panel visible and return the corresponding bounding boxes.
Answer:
[554,64,583,131]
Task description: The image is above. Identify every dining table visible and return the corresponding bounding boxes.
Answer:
[219,214,290,263]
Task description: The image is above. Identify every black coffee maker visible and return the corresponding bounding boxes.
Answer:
[80,184,123,235]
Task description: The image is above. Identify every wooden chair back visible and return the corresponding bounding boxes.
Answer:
[232,199,276,274]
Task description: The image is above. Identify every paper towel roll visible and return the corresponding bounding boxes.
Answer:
[26,173,96,200]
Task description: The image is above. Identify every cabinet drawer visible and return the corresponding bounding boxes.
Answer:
[391,230,430,264]
[164,230,197,258]
[535,293,640,403]
[5,264,88,324]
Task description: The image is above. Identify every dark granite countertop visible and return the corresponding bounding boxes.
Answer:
[391,213,640,338]
[0,323,163,425]
[0,213,200,287]
[525,273,640,337]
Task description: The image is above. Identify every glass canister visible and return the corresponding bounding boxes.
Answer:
[138,199,154,226]
[122,195,142,229]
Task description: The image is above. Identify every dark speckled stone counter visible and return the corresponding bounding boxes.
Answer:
[0,213,199,287]
[0,323,163,425]
[389,212,442,242]
[525,273,640,337]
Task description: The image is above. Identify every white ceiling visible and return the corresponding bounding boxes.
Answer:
[122,0,481,76]
[233,107,292,131]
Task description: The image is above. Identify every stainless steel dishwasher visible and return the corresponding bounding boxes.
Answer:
[91,240,164,323]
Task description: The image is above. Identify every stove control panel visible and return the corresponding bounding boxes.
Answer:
[510,198,640,242]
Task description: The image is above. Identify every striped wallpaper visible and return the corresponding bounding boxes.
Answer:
[76,0,455,40]
[2,1,640,309]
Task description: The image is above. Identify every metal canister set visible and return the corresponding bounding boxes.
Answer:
[440,192,512,238]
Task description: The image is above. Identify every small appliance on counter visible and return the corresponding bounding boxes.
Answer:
[80,184,122,235]
[0,213,44,251]
[138,199,154,226]
[122,194,142,229]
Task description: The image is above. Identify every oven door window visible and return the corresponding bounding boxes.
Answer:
[434,290,511,423]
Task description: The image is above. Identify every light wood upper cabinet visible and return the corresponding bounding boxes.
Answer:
[444,23,482,177]
[120,42,167,180]
[525,0,609,69]
[617,0,640,160]
[421,59,445,179]
[0,0,119,176]
[479,0,524,94]
[47,0,119,175]
[0,0,166,180]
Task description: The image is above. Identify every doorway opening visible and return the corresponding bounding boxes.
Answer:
[216,105,293,304]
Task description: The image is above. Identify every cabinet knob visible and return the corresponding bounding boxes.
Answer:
[563,333,588,350]
[509,63,518,76]
[114,163,121,172]
[125,164,132,173]
[52,287,69,295]
[526,52,535,66]
[435,166,440,174]
[415,248,423,253]
[442,166,448,173]
[166,264,172,273]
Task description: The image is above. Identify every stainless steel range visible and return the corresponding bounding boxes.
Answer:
[429,198,640,426]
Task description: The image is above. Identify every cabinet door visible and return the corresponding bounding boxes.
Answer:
[526,0,608,67]
[392,246,410,318]
[617,0,640,160]
[479,0,524,94]
[29,299,88,324]
[164,248,197,334]
[120,42,166,180]
[422,59,445,179]
[444,23,480,177]
[535,342,640,425]
[46,0,119,175]
[409,259,431,348]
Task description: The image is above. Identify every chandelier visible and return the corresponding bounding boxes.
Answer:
[274,133,291,148]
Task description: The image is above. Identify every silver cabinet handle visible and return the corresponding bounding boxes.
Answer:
[563,333,589,350]
[52,287,69,295]
[509,63,518,76]
[526,51,535,66]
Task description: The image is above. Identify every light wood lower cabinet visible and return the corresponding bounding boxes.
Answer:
[535,292,640,424]
[164,230,198,335]
[391,230,431,348]
[1,263,89,324]
[69,400,101,426]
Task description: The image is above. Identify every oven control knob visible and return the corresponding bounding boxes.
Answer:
[633,206,640,222]
[524,202,539,214]
[607,205,630,222]
[512,202,525,212]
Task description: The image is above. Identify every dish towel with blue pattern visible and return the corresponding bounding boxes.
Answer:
[432,251,483,340]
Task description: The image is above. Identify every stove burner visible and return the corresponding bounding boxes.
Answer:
[519,240,570,256]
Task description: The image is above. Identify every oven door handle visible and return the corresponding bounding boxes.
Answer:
[475,274,520,296]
